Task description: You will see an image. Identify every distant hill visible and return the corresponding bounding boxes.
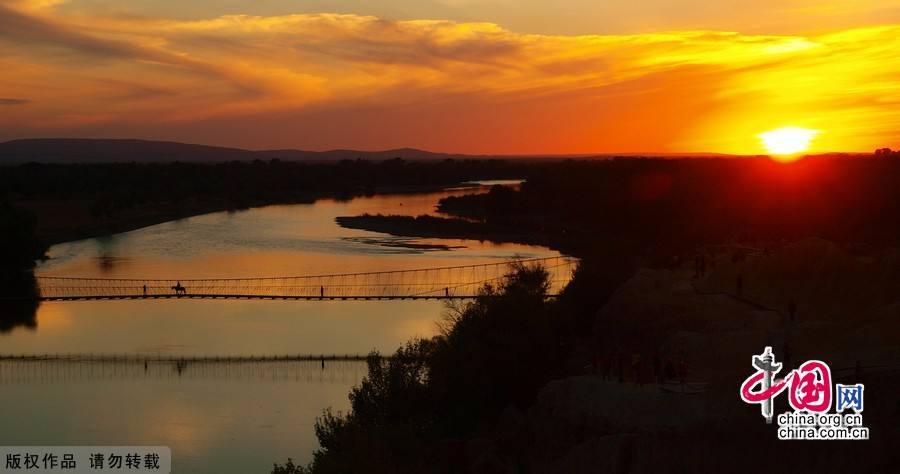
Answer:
[257,147,479,162]
[0,139,258,163]
[0,138,767,164]
[0,138,488,164]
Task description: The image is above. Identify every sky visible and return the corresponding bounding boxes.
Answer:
[1,0,900,154]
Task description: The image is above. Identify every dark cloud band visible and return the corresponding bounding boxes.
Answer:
[0,98,30,105]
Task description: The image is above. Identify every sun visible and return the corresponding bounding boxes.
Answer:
[758,127,819,161]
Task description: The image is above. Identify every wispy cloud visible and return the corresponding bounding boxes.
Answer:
[1,2,898,153]
[0,3,175,62]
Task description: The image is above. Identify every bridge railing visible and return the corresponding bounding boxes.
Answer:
[34,256,579,300]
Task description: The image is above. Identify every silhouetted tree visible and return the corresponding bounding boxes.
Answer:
[274,263,560,473]
[0,201,44,331]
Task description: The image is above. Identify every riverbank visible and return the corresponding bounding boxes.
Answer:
[334,213,583,257]
[288,230,899,472]
[2,159,538,250]
[19,197,239,246]
[19,184,495,247]
[336,214,543,245]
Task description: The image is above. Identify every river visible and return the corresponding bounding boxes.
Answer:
[0,181,563,473]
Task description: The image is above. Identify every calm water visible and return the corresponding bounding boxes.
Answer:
[0,181,562,473]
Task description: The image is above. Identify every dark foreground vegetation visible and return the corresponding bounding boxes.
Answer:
[280,154,899,473]
[0,201,42,331]
[277,256,897,473]
[437,155,900,251]
[343,155,900,265]
[275,262,629,474]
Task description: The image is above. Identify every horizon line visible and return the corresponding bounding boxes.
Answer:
[0,137,878,158]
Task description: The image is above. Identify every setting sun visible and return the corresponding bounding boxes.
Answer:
[759,127,819,160]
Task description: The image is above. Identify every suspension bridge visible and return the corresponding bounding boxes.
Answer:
[32,256,577,302]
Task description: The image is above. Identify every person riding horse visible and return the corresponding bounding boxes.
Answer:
[171,281,187,295]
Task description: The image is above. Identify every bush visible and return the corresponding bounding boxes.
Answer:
[274,262,558,473]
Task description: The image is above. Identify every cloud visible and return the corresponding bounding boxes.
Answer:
[0,3,159,60]
[0,97,31,105]
[1,4,899,153]
[0,3,250,87]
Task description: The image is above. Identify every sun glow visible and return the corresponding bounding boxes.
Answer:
[759,127,819,161]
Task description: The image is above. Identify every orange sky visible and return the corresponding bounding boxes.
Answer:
[1,0,899,154]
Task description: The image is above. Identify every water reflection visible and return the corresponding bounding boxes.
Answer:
[0,363,360,472]
[0,358,367,384]
[1,182,556,471]
[15,184,559,356]
[0,299,449,355]
[35,183,536,280]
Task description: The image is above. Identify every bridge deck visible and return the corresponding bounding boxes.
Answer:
[36,294,487,302]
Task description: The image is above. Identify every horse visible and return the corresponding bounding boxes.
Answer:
[171,282,187,295]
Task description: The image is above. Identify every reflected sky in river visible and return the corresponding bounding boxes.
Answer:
[36,181,533,279]
[5,299,445,355]
[0,181,559,470]
[0,361,363,474]
[9,181,555,354]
